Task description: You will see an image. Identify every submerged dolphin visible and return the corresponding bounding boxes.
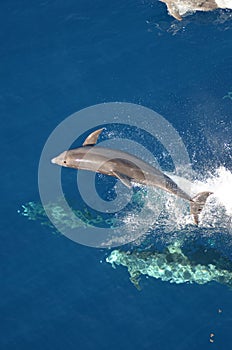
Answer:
[51,128,213,225]
[160,0,232,20]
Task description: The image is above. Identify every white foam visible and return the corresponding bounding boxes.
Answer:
[194,167,232,217]
[216,0,232,9]
[122,167,232,239]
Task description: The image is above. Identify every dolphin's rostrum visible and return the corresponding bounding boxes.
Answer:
[51,128,213,225]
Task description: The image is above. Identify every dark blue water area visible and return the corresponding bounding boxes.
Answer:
[1,1,232,349]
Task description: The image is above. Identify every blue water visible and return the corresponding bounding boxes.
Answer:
[1,1,232,349]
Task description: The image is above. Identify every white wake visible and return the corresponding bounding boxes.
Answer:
[122,166,232,242]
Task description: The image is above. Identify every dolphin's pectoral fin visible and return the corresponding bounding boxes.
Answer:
[190,191,213,225]
[112,171,132,188]
[83,128,105,146]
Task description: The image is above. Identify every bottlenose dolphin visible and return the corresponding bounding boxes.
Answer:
[51,128,213,225]
[160,0,232,20]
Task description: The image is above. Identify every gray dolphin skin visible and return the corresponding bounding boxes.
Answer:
[51,128,213,225]
[160,0,232,21]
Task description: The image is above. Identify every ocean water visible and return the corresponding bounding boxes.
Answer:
[1,1,232,349]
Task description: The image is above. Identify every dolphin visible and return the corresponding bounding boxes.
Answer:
[160,0,232,21]
[51,128,213,225]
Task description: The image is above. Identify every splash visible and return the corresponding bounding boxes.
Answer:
[173,166,232,231]
[194,167,232,216]
[120,166,232,243]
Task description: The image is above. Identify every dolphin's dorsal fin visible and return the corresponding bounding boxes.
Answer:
[83,128,104,146]
[112,171,132,188]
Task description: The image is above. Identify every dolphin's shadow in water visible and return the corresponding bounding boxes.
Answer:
[106,237,232,290]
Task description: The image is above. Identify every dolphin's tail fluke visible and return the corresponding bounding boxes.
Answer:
[190,191,213,225]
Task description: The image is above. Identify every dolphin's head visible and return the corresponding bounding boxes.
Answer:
[51,148,88,169]
[51,151,69,167]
